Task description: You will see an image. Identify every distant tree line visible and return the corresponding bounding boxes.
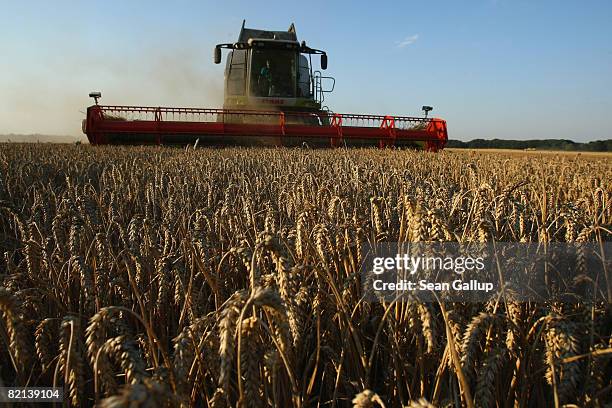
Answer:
[446,139,611,152]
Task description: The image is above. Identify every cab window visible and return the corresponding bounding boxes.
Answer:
[250,49,296,98]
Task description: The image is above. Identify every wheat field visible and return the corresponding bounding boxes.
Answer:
[0,144,610,407]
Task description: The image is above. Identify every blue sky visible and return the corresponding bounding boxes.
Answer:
[0,0,610,141]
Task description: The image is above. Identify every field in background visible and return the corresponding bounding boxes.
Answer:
[0,134,86,143]
[0,144,610,407]
[447,147,612,159]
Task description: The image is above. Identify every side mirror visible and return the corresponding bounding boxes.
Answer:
[214,46,222,64]
[321,53,328,70]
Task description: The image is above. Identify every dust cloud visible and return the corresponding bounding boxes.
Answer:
[0,46,224,140]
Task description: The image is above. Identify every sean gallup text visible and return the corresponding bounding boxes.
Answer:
[372,279,494,293]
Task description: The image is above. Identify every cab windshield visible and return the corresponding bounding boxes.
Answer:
[250,49,296,98]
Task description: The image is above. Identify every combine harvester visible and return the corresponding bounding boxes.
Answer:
[83,22,448,150]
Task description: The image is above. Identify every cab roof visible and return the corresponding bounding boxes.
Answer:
[238,21,298,43]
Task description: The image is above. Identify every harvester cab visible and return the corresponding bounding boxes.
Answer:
[214,21,334,113]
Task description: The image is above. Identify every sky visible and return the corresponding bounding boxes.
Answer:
[0,0,611,141]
